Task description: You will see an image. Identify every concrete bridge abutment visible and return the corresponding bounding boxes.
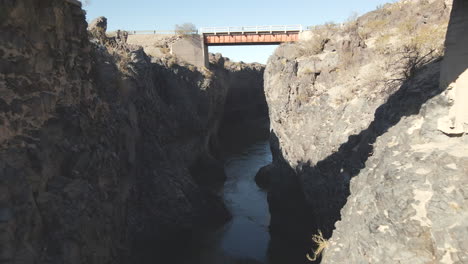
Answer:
[170,34,209,68]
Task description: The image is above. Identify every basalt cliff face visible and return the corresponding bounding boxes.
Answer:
[262,0,467,262]
[0,1,264,263]
[211,54,269,151]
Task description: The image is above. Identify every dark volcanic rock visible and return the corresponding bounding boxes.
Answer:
[210,54,269,150]
[0,1,241,263]
[88,16,107,32]
[255,163,275,189]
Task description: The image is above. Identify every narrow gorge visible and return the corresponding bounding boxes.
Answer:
[1,0,467,264]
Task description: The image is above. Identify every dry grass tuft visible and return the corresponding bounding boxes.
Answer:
[104,45,133,76]
[298,23,337,57]
[306,230,329,262]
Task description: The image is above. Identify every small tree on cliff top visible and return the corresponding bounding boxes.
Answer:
[175,23,197,36]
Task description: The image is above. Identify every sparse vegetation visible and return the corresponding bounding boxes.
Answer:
[397,18,418,36]
[299,37,329,56]
[382,19,446,82]
[294,0,450,108]
[395,44,438,80]
[323,21,339,31]
[358,18,389,39]
[298,27,331,57]
[174,23,197,36]
[306,230,329,262]
[106,46,133,75]
[187,64,196,72]
[374,33,392,53]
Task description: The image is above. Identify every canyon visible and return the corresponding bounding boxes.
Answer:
[1,0,467,263]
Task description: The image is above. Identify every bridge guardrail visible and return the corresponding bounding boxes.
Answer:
[199,25,303,34]
[126,30,198,35]
[124,25,303,35]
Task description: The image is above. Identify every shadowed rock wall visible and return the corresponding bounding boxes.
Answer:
[0,1,234,263]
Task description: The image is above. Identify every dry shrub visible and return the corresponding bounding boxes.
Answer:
[389,22,446,81]
[306,230,329,262]
[397,18,418,36]
[201,67,213,78]
[397,44,437,80]
[359,18,389,39]
[299,37,329,56]
[174,23,197,37]
[323,21,339,31]
[117,54,131,74]
[108,47,132,75]
[376,3,385,10]
[375,33,392,54]
[187,65,196,72]
[298,26,333,57]
[411,24,447,52]
[166,55,179,68]
[298,21,340,57]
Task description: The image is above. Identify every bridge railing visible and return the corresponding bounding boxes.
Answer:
[126,30,198,35]
[199,25,303,34]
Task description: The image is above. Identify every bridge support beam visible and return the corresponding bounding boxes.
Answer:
[202,38,209,68]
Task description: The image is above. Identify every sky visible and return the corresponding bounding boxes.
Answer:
[83,0,392,64]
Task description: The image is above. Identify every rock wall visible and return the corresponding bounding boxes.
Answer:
[260,0,466,262]
[323,1,468,262]
[210,54,269,151]
[0,1,249,263]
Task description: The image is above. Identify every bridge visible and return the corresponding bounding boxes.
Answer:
[127,25,304,68]
[199,25,302,45]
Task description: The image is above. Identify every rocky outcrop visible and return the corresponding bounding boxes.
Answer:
[126,34,180,58]
[0,1,241,263]
[323,2,468,262]
[88,16,107,35]
[260,0,466,262]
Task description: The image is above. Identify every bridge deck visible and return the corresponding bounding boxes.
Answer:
[199,25,302,35]
[201,25,302,45]
[204,33,299,46]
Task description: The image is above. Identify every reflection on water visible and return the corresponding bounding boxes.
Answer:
[185,140,273,264]
[221,140,272,261]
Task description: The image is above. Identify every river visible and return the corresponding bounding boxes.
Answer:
[184,139,273,264]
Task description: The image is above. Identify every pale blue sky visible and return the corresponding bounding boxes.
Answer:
[83,0,392,64]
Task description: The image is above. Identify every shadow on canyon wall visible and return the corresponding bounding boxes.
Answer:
[130,55,270,263]
[264,56,448,263]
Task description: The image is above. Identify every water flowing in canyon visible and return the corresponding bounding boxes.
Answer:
[183,139,273,264]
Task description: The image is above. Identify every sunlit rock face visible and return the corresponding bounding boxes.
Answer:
[323,2,468,262]
[261,0,467,263]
